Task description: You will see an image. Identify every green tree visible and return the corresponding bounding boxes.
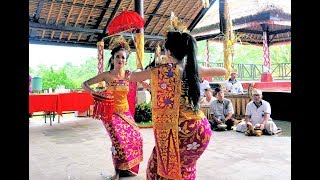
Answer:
[39,67,77,90]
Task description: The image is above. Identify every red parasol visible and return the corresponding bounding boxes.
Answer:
[106,9,145,66]
[107,9,145,35]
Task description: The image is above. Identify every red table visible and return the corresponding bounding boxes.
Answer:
[29,94,59,125]
[29,92,94,125]
[29,94,59,114]
[57,92,94,116]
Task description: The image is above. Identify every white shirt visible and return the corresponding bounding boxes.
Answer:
[200,80,210,96]
[225,78,243,94]
[200,96,217,106]
[245,100,271,125]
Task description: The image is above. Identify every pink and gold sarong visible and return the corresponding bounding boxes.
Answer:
[95,76,143,174]
[147,64,212,179]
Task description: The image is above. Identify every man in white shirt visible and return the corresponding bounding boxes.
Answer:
[236,88,280,135]
[200,85,217,106]
[199,77,210,97]
[225,69,243,94]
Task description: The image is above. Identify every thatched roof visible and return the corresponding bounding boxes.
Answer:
[191,0,291,46]
[29,0,217,52]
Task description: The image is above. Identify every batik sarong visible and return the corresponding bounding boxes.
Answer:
[147,64,212,179]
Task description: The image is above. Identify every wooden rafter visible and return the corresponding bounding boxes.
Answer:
[29,22,165,40]
[157,0,190,36]
[186,1,203,28]
[188,0,216,31]
[30,0,44,37]
[42,1,55,39]
[150,0,176,34]
[48,0,114,11]
[78,0,99,42]
[127,0,134,10]
[103,0,123,35]
[144,0,164,29]
[50,0,65,39]
[59,0,77,40]
[145,0,156,13]
[68,0,89,41]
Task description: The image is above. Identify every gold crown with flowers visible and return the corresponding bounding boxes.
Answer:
[109,35,131,53]
[166,11,189,34]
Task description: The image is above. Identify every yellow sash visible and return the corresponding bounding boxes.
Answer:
[151,64,182,179]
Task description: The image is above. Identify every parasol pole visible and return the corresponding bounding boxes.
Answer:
[130,33,144,69]
[103,28,136,40]
[102,31,144,69]
[135,0,145,69]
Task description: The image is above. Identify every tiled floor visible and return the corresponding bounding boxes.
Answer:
[29,117,291,180]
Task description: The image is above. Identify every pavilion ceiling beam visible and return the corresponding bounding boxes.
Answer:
[87,0,111,42]
[48,0,114,11]
[235,29,263,34]
[79,0,99,41]
[147,0,189,49]
[150,0,175,35]
[194,33,222,41]
[29,38,158,53]
[103,0,123,35]
[127,0,135,10]
[144,0,164,29]
[234,28,291,35]
[269,29,291,35]
[157,0,186,36]
[184,0,203,31]
[49,0,194,21]
[30,0,44,37]
[59,0,77,40]
[29,22,165,39]
[92,0,112,29]
[68,0,89,41]
[144,0,156,13]
[188,0,216,31]
[41,1,55,39]
[51,0,65,40]
[29,22,103,34]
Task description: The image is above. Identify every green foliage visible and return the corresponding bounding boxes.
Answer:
[196,40,291,64]
[134,102,152,123]
[38,67,77,90]
[30,43,290,90]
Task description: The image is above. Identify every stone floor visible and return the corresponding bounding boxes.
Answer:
[29,116,291,180]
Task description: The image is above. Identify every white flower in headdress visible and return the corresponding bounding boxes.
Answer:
[111,146,117,155]
[187,142,200,150]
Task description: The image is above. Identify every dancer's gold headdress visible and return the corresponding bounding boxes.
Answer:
[166,11,189,33]
[109,35,131,52]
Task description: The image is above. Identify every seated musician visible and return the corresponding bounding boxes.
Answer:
[236,88,281,135]
[209,87,235,130]
[225,69,244,94]
[200,85,217,107]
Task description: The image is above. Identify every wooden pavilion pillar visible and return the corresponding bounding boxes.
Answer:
[219,0,233,80]
[260,24,273,82]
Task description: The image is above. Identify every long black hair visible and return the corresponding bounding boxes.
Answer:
[107,46,130,70]
[165,31,200,111]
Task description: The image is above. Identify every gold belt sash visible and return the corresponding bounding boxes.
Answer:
[151,64,182,180]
